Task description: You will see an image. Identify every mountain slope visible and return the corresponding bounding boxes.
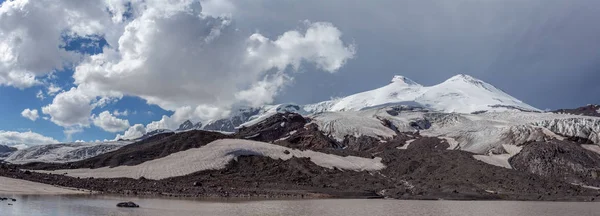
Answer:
[0,144,17,158]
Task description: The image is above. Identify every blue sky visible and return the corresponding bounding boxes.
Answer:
[1,0,599,146]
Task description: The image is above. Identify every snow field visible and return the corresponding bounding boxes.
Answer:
[42,139,385,180]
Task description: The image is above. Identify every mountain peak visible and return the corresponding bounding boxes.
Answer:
[390,75,419,86]
[177,120,195,131]
[443,74,494,90]
[447,74,481,83]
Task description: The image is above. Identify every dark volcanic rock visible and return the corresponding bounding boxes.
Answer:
[274,123,342,150]
[5,137,599,201]
[510,140,600,187]
[236,112,307,142]
[117,201,139,208]
[379,137,596,200]
[553,104,600,117]
[21,130,230,170]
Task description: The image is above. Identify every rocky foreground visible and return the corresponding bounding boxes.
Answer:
[3,112,600,201]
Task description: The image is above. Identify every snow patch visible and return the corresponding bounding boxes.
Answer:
[396,139,415,150]
[43,139,385,180]
[581,145,600,155]
[473,144,522,169]
[439,136,460,150]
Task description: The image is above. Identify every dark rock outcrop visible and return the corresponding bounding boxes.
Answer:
[510,140,600,187]
[0,145,17,158]
[236,113,307,142]
[553,104,600,117]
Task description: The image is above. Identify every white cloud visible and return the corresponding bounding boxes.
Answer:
[92,111,130,133]
[47,83,62,95]
[0,0,119,88]
[36,90,45,100]
[41,86,123,128]
[20,108,39,121]
[7,0,354,137]
[71,2,353,125]
[245,21,356,73]
[41,87,94,127]
[115,124,146,140]
[113,109,129,116]
[0,130,59,147]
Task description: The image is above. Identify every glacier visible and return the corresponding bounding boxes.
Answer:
[309,105,600,156]
[5,141,132,164]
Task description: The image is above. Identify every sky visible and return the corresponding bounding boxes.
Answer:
[0,0,599,147]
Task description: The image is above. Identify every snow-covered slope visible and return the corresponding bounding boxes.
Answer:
[310,105,600,155]
[44,139,385,180]
[305,74,540,114]
[237,104,307,128]
[0,144,17,158]
[196,104,307,132]
[5,141,132,164]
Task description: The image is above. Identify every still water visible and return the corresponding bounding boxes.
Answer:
[0,195,599,216]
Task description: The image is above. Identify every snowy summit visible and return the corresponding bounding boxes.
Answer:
[309,74,540,114]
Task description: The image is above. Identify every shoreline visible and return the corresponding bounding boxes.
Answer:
[0,176,91,195]
[1,175,597,202]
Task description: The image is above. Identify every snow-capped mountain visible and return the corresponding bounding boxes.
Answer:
[200,104,305,132]
[5,141,132,164]
[176,120,202,131]
[202,107,263,132]
[0,144,17,158]
[305,74,540,113]
[173,74,540,132]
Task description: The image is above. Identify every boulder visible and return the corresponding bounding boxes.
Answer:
[116,201,139,208]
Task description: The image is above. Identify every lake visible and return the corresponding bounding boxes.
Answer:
[0,195,599,216]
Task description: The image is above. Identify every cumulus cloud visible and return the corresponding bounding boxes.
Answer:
[47,83,62,95]
[41,87,94,127]
[0,0,118,88]
[67,0,353,135]
[41,86,122,129]
[114,124,146,140]
[5,0,355,138]
[21,108,39,121]
[92,111,130,132]
[0,130,59,147]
